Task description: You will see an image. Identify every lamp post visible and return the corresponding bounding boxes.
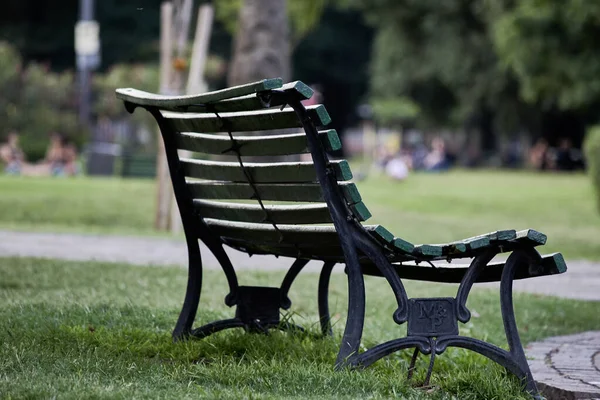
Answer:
[75,0,100,130]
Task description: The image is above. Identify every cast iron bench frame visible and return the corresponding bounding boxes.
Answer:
[117,78,566,399]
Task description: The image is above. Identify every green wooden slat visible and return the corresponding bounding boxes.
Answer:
[324,130,342,152]
[181,81,314,113]
[349,201,372,221]
[206,218,385,245]
[361,252,567,282]
[465,230,517,242]
[193,200,333,224]
[164,105,330,133]
[221,238,348,261]
[413,244,443,257]
[186,181,361,204]
[116,78,283,108]
[176,129,341,156]
[460,236,490,250]
[514,229,547,245]
[340,182,361,204]
[442,243,468,255]
[431,231,516,257]
[547,252,567,273]
[437,230,513,256]
[180,159,351,183]
[205,219,338,244]
[393,238,415,253]
[369,225,394,245]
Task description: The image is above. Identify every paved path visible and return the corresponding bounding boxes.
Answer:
[2,229,600,398]
[1,230,600,300]
[528,332,600,399]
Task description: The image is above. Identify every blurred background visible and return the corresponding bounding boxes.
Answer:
[0,0,599,250]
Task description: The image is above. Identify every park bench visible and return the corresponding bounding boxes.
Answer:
[116,78,567,399]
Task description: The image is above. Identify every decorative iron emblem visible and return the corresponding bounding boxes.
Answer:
[407,298,458,337]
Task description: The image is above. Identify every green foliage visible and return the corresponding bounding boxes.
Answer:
[0,41,162,161]
[0,42,85,161]
[584,126,600,213]
[94,63,159,123]
[492,0,600,109]
[350,0,523,133]
[371,97,420,126]
[347,0,600,143]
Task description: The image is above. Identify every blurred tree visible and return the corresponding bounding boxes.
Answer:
[491,0,600,147]
[0,42,85,160]
[214,0,327,47]
[0,0,232,72]
[293,7,374,150]
[346,0,600,150]
[228,0,291,85]
[493,0,600,110]
[347,0,530,152]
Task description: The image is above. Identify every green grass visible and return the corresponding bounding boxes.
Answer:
[0,176,160,236]
[1,257,599,399]
[0,170,599,259]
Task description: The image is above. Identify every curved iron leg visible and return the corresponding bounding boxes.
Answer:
[435,336,527,380]
[318,262,335,336]
[335,244,366,367]
[455,250,496,322]
[351,336,432,368]
[356,233,409,324]
[279,258,310,309]
[190,318,246,339]
[199,232,240,307]
[173,239,203,341]
[500,249,541,397]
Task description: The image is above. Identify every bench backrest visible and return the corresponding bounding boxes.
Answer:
[116,79,371,255]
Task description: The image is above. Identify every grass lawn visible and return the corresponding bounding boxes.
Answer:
[0,170,598,259]
[1,257,599,399]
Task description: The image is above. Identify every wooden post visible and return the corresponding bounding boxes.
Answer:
[187,4,214,94]
[169,0,207,234]
[155,1,174,231]
[170,0,193,93]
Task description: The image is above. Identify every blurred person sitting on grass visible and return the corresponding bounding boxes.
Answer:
[423,136,451,172]
[0,131,25,175]
[44,132,79,176]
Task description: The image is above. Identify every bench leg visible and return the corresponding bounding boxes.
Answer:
[318,262,335,336]
[499,249,542,398]
[191,318,246,339]
[335,245,366,367]
[172,241,203,341]
[345,249,543,399]
[279,259,310,310]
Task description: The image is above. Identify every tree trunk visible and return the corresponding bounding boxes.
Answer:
[228,0,290,85]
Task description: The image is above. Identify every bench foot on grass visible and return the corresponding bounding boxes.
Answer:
[174,257,334,341]
[341,249,545,399]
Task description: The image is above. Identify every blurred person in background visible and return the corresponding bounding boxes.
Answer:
[0,131,25,175]
[42,132,79,176]
[528,138,550,170]
[424,137,451,172]
[554,137,585,171]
